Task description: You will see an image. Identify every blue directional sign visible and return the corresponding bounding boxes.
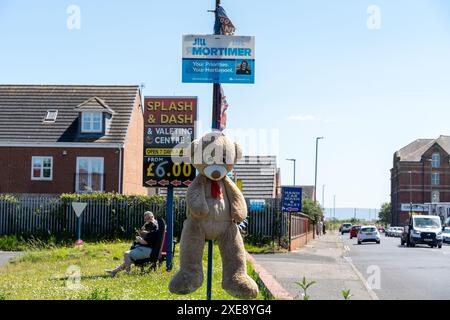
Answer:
[281,186,303,213]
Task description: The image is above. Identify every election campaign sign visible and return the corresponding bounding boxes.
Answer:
[281,186,303,213]
[182,35,255,84]
[143,97,197,188]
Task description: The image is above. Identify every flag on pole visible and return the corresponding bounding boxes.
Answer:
[214,6,236,35]
[219,85,228,131]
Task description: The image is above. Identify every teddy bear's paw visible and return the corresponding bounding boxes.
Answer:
[169,270,203,295]
[223,275,259,299]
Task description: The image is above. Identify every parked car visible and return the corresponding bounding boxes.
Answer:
[401,215,443,248]
[377,226,385,233]
[442,227,450,244]
[340,223,352,235]
[357,226,381,244]
[350,225,361,239]
[385,227,394,237]
[392,227,404,237]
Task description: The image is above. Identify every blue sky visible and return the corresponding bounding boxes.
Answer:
[1,1,450,209]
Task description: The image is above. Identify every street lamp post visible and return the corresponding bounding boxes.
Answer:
[286,158,296,186]
[314,137,324,203]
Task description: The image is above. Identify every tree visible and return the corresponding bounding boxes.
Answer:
[302,199,323,224]
[378,202,391,227]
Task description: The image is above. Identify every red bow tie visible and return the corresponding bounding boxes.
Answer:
[211,180,222,199]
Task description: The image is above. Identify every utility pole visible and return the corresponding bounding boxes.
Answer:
[333,194,336,220]
[314,136,324,203]
[322,184,325,215]
[206,0,222,301]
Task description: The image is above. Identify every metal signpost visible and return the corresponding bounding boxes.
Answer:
[72,202,87,246]
[143,97,197,271]
[181,0,254,300]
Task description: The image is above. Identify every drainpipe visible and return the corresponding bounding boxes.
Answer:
[118,147,123,194]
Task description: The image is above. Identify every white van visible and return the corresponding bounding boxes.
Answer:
[401,215,443,248]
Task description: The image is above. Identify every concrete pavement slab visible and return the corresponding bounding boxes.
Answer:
[250,232,374,300]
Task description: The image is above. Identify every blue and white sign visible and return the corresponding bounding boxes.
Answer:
[282,187,303,213]
[249,199,266,212]
[182,35,255,84]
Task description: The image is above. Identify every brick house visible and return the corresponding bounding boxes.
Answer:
[391,135,450,226]
[0,85,147,195]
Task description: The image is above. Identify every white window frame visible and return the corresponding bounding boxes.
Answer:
[81,111,103,133]
[432,172,440,185]
[43,110,58,123]
[76,157,104,193]
[432,153,440,168]
[31,156,53,181]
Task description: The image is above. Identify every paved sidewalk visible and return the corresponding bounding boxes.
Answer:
[0,251,21,268]
[250,231,375,300]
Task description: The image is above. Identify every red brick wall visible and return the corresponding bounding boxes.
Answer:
[0,147,119,194]
[290,230,314,251]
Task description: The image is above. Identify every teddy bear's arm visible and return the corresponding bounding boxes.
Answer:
[186,175,209,218]
[223,176,247,223]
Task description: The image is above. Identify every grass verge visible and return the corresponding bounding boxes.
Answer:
[0,241,267,300]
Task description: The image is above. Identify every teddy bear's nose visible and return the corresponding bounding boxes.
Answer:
[211,171,221,179]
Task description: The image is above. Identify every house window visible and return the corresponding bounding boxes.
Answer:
[432,191,440,203]
[43,110,58,123]
[432,153,440,168]
[76,157,104,193]
[432,172,440,185]
[81,112,102,133]
[31,156,53,181]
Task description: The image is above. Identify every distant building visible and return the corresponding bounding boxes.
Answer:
[391,135,450,225]
[0,85,146,195]
[233,156,280,199]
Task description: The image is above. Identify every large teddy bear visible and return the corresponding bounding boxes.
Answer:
[169,132,259,299]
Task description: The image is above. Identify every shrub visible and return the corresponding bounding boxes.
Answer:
[0,235,26,251]
[85,288,111,300]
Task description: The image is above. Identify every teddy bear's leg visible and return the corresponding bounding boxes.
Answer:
[217,224,259,299]
[169,219,205,294]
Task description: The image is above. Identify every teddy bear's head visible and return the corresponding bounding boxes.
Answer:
[189,132,242,181]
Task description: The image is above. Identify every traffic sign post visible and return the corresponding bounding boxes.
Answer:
[166,185,174,271]
[72,202,87,247]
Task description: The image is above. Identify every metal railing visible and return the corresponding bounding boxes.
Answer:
[0,196,292,247]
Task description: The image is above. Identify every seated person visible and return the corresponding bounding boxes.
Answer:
[105,211,158,276]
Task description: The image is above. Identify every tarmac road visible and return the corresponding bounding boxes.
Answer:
[341,232,450,300]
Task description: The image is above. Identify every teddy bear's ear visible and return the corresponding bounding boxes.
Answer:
[235,142,243,162]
